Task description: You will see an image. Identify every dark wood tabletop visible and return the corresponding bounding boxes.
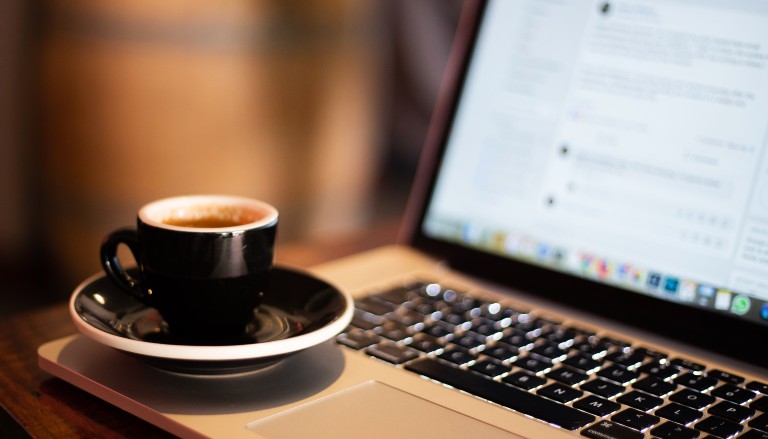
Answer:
[0,221,399,439]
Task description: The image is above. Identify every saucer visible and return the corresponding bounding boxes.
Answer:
[69,266,353,376]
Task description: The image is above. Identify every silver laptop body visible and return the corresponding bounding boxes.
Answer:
[39,1,768,438]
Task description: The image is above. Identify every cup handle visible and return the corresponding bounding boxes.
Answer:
[100,228,146,301]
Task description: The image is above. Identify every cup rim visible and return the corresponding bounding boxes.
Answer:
[138,195,278,233]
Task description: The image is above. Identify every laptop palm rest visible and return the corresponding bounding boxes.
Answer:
[39,332,523,438]
[247,380,521,439]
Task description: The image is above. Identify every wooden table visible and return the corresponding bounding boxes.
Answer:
[0,222,399,438]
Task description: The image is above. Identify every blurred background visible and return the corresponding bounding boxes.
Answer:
[0,0,463,317]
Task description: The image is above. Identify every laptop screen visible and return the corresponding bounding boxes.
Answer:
[421,0,768,330]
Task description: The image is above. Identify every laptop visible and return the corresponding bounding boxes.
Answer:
[39,0,768,438]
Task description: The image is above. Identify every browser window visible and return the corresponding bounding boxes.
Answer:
[424,0,768,325]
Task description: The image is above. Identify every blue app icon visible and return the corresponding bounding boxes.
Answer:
[647,273,662,289]
[664,277,679,294]
[761,303,768,321]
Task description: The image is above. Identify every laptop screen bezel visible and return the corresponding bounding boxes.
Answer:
[403,0,767,368]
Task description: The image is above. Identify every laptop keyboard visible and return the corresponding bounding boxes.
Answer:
[336,281,768,439]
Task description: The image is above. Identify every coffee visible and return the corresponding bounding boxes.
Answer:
[160,205,265,228]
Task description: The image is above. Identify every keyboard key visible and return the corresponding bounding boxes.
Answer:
[530,342,568,362]
[670,389,716,410]
[633,376,677,397]
[408,298,439,316]
[419,283,447,300]
[545,327,579,346]
[741,429,768,439]
[452,331,487,351]
[634,346,668,361]
[537,383,583,403]
[747,380,768,395]
[606,351,644,369]
[409,333,442,353]
[670,358,706,373]
[564,352,603,372]
[514,319,546,337]
[405,358,595,430]
[708,401,755,423]
[674,373,718,392]
[503,371,547,390]
[650,421,701,439]
[378,322,411,342]
[469,359,510,378]
[599,364,640,385]
[582,420,643,439]
[471,318,503,336]
[617,390,664,412]
[572,341,609,359]
[421,322,454,340]
[546,366,589,386]
[572,330,598,345]
[708,369,745,385]
[337,329,380,349]
[612,408,661,431]
[483,343,519,362]
[351,312,380,330]
[749,413,768,433]
[582,378,626,399]
[575,395,622,417]
[694,416,743,438]
[711,384,756,404]
[638,361,681,380]
[438,346,478,366]
[500,330,534,350]
[752,396,768,412]
[445,295,480,314]
[478,303,515,322]
[355,297,396,315]
[655,402,704,425]
[365,342,420,365]
[389,308,425,327]
[440,311,469,327]
[513,356,552,374]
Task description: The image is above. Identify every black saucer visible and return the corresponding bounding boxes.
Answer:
[69,266,353,376]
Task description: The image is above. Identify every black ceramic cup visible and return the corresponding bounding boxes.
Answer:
[100,195,278,342]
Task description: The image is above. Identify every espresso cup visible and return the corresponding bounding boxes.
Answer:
[100,195,278,341]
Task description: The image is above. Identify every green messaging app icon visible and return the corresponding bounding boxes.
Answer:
[730,295,751,316]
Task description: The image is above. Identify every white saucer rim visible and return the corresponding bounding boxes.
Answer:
[68,268,353,361]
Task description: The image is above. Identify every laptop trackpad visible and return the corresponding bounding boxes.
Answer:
[247,380,522,439]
